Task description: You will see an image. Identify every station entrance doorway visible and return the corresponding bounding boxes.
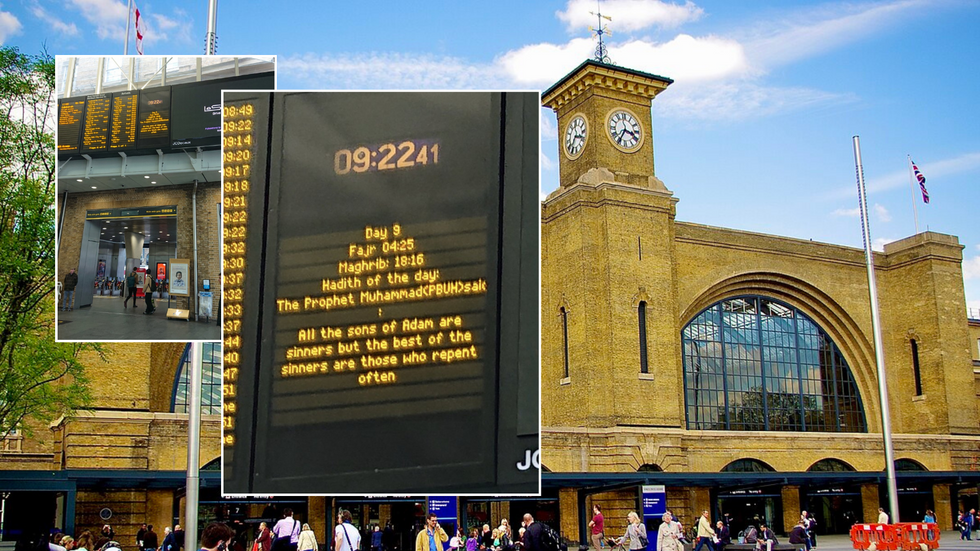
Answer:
[718,489,784,535]
[75,206,177,308]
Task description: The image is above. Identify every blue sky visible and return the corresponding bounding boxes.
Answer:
[5,0,980,311]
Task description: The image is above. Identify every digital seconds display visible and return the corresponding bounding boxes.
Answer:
[222,91,541,495]
[333,140,439,175]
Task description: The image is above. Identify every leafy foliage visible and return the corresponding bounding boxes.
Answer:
[0,47,105,439]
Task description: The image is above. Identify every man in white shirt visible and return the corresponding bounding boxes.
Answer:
[336,510,362,551]
[877,509,889,524]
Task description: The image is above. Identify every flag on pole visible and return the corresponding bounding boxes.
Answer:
[134,3,145,55]
[911,158,929,203]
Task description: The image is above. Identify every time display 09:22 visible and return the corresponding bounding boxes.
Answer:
[334,139,439,175]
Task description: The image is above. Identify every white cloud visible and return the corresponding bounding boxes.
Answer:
[964,255,980,280]
[654,81,853,122]
[831,204,891,222]
[498,34,748,87]
[147,12,192,46]
[280,0,946,122]
[67,0,128,40]
[28,1,78,36]
[540,110,557,140]
[0,7,22,42]
[743,0,933,71]
[557,0,704,32]
[281,52,501,89]
[874,203,891,223]
[872,237,894,252]
[541,149,556,171]
[614,35,749,82]
[826,151,980,200]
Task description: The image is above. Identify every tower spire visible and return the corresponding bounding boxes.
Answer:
[589,1,612,64]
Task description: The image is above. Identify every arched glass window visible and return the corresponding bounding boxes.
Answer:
[682,296,867,432]
[638,463,663,472]
[721,458,775,473]
[894,459,927,471]
[808,458,856,472]
[172,342,222,414]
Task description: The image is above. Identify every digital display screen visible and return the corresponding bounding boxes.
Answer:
[222,92,540,494]
[171,72,274,148]
[80,94,111,153]
[137,87,171,150]
[109,91,139,151]
[57,98,85,154]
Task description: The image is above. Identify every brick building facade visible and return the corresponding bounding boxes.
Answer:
[539,60,980,541]
[0,342,220,542]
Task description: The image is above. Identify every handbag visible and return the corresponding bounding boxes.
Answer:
[272,520,297,551]
[638,529,649,548]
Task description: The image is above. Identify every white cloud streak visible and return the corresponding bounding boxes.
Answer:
[281,52,502,89]
[826,151,980,200]
[67,0,128,40]
[282,0,952,122]
[556,0,704,32]
[874,203,891,222]
[743,0,935,71]
[29,2,79,36]
[964,255,980,281]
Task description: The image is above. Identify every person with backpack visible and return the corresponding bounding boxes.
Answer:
[143,275,155,314]
[123,269,138,308]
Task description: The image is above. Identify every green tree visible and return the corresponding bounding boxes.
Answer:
[0,47,104,440]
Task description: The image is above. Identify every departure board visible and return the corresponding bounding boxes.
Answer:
[80,94,111,153]
[57,98,85,154]
[222,92,540,495]
[137,87,171,150]
[109,91,139,151]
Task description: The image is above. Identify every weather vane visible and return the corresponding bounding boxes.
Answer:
[589,1,613,64]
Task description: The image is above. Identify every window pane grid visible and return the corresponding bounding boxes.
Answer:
[173,342,222,414]
[682,296,867,433]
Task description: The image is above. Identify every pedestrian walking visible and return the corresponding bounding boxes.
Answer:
[62,268,78,311]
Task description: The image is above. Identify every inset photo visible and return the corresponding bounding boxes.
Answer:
[221,91,540,495]
[55,55,275,341]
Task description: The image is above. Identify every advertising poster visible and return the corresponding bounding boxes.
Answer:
[156,262,167,281]
[169,259,189,296]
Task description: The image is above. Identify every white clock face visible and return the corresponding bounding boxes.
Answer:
[608,110,642,151]
[563,115,587,158]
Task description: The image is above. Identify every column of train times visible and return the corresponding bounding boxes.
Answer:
[221,101,255,448]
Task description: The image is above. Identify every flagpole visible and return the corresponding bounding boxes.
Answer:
[907,155,919,234]
[124,0,132,54]
[854,136,900,522]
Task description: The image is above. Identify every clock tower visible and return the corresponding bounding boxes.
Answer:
[541,59,683,431]
[543,59,672,193]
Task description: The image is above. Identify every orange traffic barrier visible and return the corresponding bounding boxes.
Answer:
[850,524,899,551]
[893,523,940,551]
